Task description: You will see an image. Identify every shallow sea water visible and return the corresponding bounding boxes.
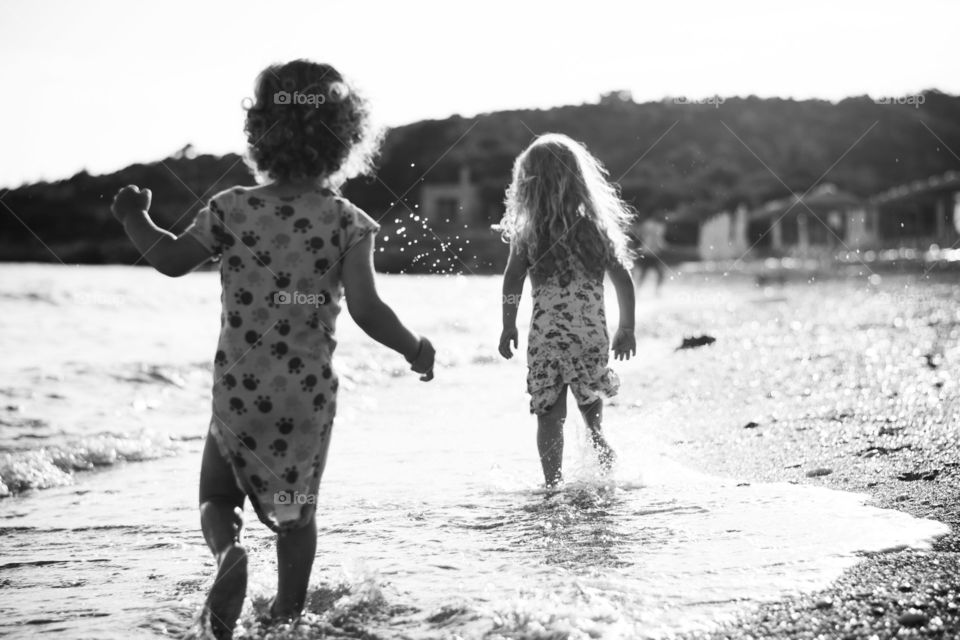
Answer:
[0,264,949,639]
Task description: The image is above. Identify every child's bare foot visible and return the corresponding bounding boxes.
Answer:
[204,544,248,639]
[266,596,303,624]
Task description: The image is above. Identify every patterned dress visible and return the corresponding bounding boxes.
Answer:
[184,186,379,532]
[526,258,620,415]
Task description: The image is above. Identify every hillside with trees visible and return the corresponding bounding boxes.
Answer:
[3,91,958,272]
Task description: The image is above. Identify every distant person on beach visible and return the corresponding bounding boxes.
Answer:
[629,215,666,294]
[498,133,636,488]
[110,60,435,638]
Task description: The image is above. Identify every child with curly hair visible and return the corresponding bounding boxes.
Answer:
[111,60,435,638]
[498,133,636,488]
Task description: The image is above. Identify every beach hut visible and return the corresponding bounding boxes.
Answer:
[869,170,960,248]
[746,184,871,255]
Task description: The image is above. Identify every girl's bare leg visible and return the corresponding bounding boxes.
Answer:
[273,513,317,619]
[199,433,248,639]
[579,399,616,471]
[537,387,567,487]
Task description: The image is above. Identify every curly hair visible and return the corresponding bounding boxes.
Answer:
[243,59,381,187]
[500,133,634,280]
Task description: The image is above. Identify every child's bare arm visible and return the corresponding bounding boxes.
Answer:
[607,261,637,360]
[341,234,434,378]
[112,186,213,277]
[498,245,527,359]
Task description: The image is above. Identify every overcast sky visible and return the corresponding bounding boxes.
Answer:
[1,0,956,187]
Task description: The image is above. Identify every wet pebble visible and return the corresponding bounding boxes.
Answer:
[898,611,929,628]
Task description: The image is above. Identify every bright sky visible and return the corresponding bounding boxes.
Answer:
[1,0,956,188]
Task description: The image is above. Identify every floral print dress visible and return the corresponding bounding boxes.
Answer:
[184,186,379,532]
[526,260,620,415]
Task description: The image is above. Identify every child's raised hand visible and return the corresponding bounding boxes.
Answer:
[498,325,518,359]
[111,185,152,222]
[612,327,636,361]
[407,337,435,382]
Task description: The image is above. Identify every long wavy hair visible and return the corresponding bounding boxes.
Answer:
[500,133,634,280]
[243,59,382,188]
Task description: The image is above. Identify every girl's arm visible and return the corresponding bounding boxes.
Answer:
[607,261,637,360]
[341,233,435,379]
[498,245,527,359]
[112,186,214,277]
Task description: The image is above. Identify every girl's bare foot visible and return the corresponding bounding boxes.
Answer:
[204,544,248,639]
[544,472,563,492]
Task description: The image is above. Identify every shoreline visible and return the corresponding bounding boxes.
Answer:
[621,279,960,638]
[666,422,960,639]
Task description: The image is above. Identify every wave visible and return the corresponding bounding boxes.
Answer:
[0,433,189,497]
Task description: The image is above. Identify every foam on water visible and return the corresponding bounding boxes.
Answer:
[0,432,189,495]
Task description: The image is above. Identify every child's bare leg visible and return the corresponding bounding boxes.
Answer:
[199,432,248,639]
[273,513,317,618]
[537,387,567,487]
[578,399,616,471]
[200,500,243,554]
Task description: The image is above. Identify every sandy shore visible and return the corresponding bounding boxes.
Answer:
[621,275,960,639]
[672,432,960,639]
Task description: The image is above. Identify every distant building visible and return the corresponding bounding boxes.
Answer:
[419,166,483,226]
[694,175,960,261]
[699,204,749,260]
[869,170,960,248]
[745,184,872,255]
